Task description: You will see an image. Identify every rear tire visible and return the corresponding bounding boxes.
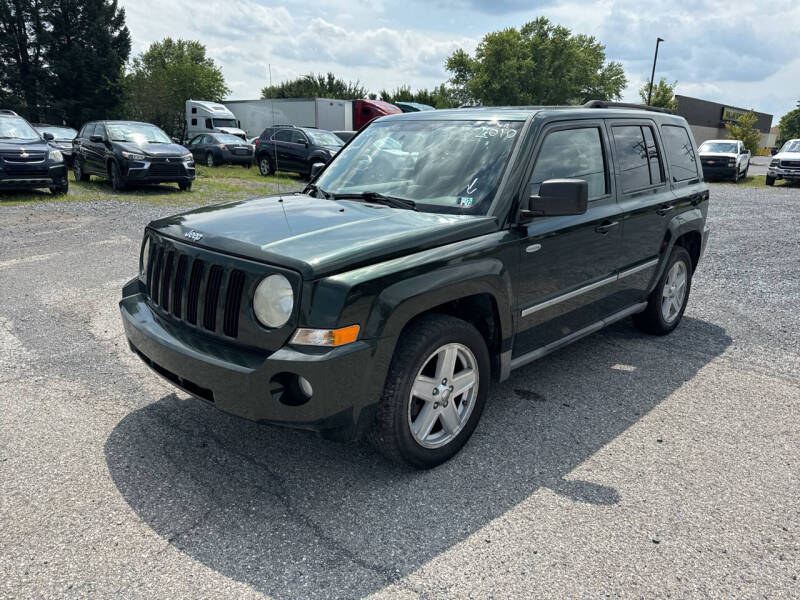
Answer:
[370,314,490,469]
[109,161,126,191]
[633,246,692,335]
[73,158,90,182]
[766,175,775,186]
[258,154,274,176]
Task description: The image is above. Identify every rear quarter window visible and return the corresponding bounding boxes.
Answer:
[661,125,699,182]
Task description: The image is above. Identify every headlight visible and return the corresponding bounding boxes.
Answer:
[121,151,145,161]
[770,159,779,167]
[253,274,294,328]
[140,236,151,279]
[48,149,63,162]
[181,153,193,161]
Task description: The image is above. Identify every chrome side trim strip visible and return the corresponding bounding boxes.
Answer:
[618,258,659,280]
[510,302,648,371]
[521,274,617,317]
[520,258,659,318]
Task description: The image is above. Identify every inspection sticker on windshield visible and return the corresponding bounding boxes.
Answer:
[459,197,473,207]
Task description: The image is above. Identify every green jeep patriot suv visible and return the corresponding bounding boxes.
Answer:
[120,102,710,469]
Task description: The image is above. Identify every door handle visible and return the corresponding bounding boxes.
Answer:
[656,204,674,216]
[594,220,618,234]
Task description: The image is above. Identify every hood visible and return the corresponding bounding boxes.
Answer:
[698,151,736,158]
[0,138,49,153]
[217,127,247,138]
[149,194,498,279]
[117,141,189,157]
[775,151,800,161]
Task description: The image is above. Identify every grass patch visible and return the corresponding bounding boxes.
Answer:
[708,175,798,188]
[0,164,305,207]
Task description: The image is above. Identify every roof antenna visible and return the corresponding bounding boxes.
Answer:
[268,64,283,201]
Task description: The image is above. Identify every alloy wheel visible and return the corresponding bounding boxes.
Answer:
[661,260,687,323]
[407,343,478,449]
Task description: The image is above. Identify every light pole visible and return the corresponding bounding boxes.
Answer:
[647,37,664,106]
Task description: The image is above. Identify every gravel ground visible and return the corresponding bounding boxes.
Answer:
[1,185,798,599]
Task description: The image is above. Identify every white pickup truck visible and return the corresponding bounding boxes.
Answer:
[697,139,750,183]
[767,138,800,186]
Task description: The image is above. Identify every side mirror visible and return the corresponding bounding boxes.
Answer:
[303,140,309,148]
[310,162,325,179]
[89,135,103,143]
[171,137,180,144]
[42,132,54,141]
[519,179,588,224]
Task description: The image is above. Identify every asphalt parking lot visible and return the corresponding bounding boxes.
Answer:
[1,183,798,599]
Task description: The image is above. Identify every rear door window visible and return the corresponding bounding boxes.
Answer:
[661,125,699,181]
[529,126,608,200]
[611,124,664,192]
[273,129,293,142]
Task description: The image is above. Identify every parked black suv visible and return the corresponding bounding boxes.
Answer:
[73,121,195,191]
[121,102,709,469]
[33,124,77,167]
[0,112,69,194]
[255,125,343,176]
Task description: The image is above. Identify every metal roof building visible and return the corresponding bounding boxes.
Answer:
[675,95,775,148]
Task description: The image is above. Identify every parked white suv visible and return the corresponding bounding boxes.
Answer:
[767,139,800,186]
[697,139,750,183]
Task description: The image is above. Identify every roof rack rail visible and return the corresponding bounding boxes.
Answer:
[582,100,673,114]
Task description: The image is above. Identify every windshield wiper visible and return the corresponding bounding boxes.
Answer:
[304,183,331,199]
[332,191,417,211]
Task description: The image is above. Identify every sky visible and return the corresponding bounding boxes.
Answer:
[119,0,800,124]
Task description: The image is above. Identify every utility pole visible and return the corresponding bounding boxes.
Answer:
[647,37,664,106]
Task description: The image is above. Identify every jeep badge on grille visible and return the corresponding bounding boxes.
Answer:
[184,230,203,242]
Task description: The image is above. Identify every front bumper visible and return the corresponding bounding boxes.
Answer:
[120,278,385,440]
[0,163,68,189]
[701,164,737,178]
[124,159,196,183]
[768,166,800,181]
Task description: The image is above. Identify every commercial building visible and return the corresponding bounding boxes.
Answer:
[675,95,776,148]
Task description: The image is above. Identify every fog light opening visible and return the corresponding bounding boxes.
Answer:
[270,372,313,406]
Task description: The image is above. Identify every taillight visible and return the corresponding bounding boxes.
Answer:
[254,139,259,148]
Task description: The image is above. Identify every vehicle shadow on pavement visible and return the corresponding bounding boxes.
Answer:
[105,316,731,599]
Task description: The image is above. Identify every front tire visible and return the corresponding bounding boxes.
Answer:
[73,158,90,182]
[49,177,69,195]
[766,175,775,186]
[178,181,192,191]
[109,161,126,191]
[370,314,490,469]
[733,167,739,183]
[206,152,216,167]
[633,246,692,335]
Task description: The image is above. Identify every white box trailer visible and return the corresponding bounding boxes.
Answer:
[223,98,354,138]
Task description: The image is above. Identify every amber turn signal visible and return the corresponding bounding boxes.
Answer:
[290,324,360,347]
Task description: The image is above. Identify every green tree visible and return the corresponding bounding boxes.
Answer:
[0,0,129,124]
[639,77,678,110]
[47,0,131,126]
[261,72,366,100]
[378,84,460,109]
[125,38,229,138]
[776,101,800,146]
[444,17,627,106]
[725,110,761,154]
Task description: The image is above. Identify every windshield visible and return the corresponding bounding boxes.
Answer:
[215,134,246,144]
[306,130,343,147]
[699,142,737,153]
[34,126,77,140]
[107,122,171,144]
[0,116,40,140]
[315,119,523,214]
[780,140,800,153]
[212,118,237,128]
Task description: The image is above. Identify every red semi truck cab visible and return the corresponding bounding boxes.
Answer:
[353,99,402,130]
